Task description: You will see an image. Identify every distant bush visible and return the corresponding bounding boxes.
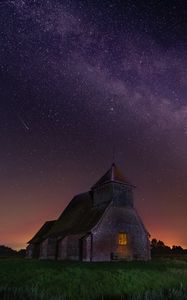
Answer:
[0,245,26,258]
[151,239,187,258]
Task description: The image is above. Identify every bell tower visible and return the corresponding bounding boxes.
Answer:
[91,163,136,208]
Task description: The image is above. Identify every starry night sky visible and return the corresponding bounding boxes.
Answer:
[0,0,186,250]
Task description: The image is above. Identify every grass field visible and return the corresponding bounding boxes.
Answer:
[0,258,187,300]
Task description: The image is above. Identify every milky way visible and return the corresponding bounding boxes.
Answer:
[0,0,186,249]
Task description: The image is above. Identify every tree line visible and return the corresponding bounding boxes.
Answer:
[151,239,187,257]
[0,245,26,258]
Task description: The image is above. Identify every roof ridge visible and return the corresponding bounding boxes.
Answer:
[92,163,134,189]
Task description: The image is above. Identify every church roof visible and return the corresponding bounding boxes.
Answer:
[92,163,134,189]
[28,220,56,244]
[28,192,109,244]
[45,192,109,239]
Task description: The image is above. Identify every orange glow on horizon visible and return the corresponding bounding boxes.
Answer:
[150,229,187,249]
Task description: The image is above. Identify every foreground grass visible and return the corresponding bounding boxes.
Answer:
[0,259,187,299]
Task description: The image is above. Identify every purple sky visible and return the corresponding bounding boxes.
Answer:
[0,0,186,249]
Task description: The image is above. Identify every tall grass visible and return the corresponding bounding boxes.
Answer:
[1,286,187,300]
[0,259,187,299]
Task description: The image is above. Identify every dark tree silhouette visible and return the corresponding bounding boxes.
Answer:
[172,245,184,254]
[151,239,187,257]
[0,245,26,258]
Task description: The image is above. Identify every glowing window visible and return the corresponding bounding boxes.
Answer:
[118,233,127,245]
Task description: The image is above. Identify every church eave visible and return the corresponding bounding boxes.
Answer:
[92,179,136,190]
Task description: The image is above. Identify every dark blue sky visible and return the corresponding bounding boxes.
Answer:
[0,0,186,249]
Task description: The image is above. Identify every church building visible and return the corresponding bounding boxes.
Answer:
[26,163,151,261]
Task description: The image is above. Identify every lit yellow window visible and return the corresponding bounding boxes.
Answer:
[118,233,127,245]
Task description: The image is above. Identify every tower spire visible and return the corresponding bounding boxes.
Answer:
[112,145,116,164]
[92,162,135,189]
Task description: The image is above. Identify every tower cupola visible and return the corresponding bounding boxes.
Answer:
[92,163,135,208]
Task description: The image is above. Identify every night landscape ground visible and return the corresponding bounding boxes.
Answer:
[1,258,187,300]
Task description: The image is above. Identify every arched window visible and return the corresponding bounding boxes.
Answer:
[118,233,127,245]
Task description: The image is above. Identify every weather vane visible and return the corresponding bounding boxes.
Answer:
[112,145,116,163]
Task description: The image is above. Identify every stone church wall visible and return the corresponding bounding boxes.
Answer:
[26,244,34,259]
[58,237,68,260]
[39,238,56,259]
[91,205,150,261]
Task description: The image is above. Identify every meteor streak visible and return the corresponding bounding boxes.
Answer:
[17,114,30,131]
